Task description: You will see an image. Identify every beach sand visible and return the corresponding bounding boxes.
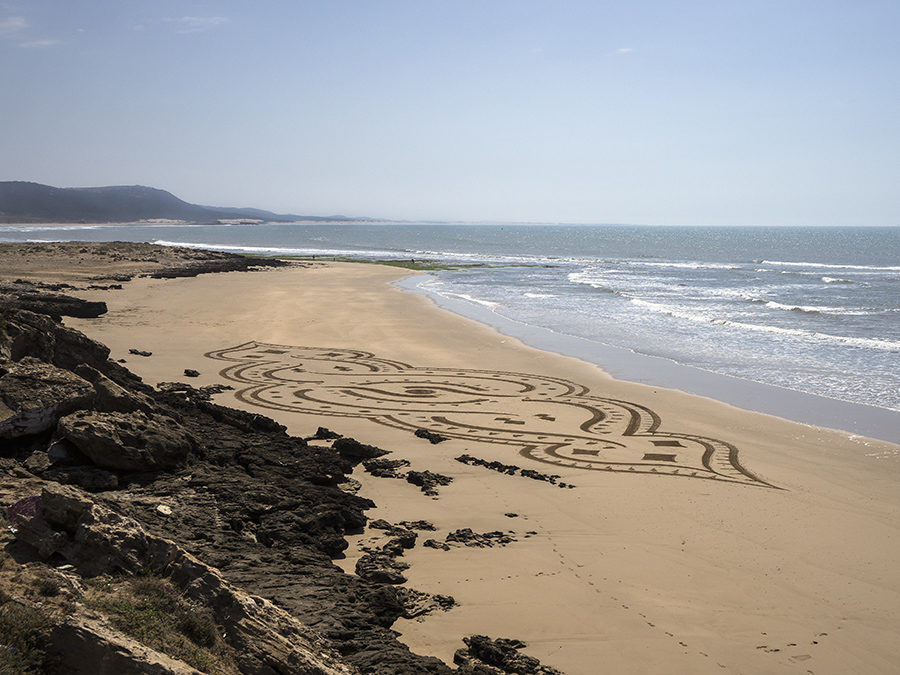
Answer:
[61,262,900,674]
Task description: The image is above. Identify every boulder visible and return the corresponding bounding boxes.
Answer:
[73,363,154,414]
[355,552,410,584]
[57,410,195,471]
[0,308,110,370]
[0,357,94,439]
[453,635,563,674]
[332,437,389,461]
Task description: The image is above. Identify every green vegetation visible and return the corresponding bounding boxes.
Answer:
[84,572,239,674]
[0,593,54,675]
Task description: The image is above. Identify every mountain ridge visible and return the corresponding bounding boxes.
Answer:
[0,181,356,224]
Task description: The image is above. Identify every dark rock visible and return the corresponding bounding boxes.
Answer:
[355,552,410,584]
[395,587,456,619]
[415,428,449,444]
[423,539,450,551]
[442,528,516,549]
[332,436,390,461]
[73,363,154,414]
[146,256,287,279]
[43,465,119,491]
[0,357,94,439]
[0,308,109,371]
[183,368,200,377]
[0,285,107,318]
[363,457,410,478]
[406,470,453,497]
[57,410,195,471]
[128,348,152,357]
[454,635,563,674]
[456,454,574,489]
[399,520,436,531]
[311,426,342,440]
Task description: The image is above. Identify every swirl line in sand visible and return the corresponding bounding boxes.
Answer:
[206,342,778,489]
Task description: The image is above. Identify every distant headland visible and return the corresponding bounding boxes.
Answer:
[0,181,364,225]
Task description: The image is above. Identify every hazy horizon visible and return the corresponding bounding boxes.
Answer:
[2,1,898,226]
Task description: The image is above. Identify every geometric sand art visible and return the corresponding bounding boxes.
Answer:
[206,342,779,489]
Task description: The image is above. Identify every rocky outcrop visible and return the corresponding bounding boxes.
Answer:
[0,307,110,371]
[146,256,287,279]
[454,636,563,674]
[73,363,155,414]
[0,357,94,438]
[0,281,107,318]
[58,410,196,472]
[14,484,359,675]
[49,614,205,675]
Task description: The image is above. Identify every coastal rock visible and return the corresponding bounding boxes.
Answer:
[333,437,390,461]
[454,635,563,674]
[146,256,287,279]
[48,614,205,675]
[406,469,453,497]
[43,465,120,492]
[446,528,515,548]
[355,552,410,584]
[0,284,107,318]
[415,428,449,444]
[311,426,342,440]
[455,454,574,489]
[362,457,410,478]
[425,529,517,550]
[183,368,199,377]
[399,520,436,531]
[0,308,110,371]
[74,363,155,414]
[394,587,456,620]
[14,484,360,675]
[57,410,195,471]
[0,357,94,439]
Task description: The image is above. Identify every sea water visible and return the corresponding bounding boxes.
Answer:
[4,223,897,441]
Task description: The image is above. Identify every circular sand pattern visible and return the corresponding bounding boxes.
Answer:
[206,342,778,488]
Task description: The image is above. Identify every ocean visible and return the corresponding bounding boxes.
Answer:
[4,223,898,442]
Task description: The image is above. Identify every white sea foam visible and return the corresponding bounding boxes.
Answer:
[760,260,900,272]
[623,260,740,270]
[630,298,899,351]
[150,239,403,258]
[439,292,501,309]
[822,276,853,284]
[523,292,556,298]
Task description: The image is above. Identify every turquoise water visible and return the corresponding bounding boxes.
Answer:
[5,223,898,437]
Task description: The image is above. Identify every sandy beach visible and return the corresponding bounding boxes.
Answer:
[43,260,898,674]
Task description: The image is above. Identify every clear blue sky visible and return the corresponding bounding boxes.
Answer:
[2,1,898,225]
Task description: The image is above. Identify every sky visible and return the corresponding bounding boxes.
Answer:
[1,1,898,226]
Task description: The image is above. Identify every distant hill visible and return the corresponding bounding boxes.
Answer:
[0,182,354,224]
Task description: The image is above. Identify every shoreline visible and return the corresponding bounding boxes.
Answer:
[57,260,900,674]
[399,275,900,444]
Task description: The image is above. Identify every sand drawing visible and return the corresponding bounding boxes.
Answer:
[206,342,778,488]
